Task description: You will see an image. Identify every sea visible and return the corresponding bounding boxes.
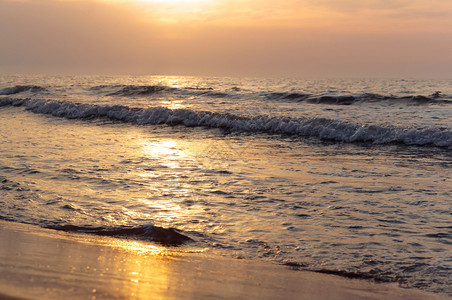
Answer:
[1,75,451,296]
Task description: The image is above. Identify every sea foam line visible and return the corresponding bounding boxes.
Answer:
[1,98,452,148]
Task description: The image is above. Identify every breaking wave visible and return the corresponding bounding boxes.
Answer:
[2,98,452,148]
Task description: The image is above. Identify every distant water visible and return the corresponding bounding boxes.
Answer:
[1,75,451,295]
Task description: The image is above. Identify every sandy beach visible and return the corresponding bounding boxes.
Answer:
[0,220,447,300]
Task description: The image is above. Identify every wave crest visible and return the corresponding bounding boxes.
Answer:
[2,98,452,148]
[0,85,46,95]
[106,85,175,96]
[100,84,235,99]
[264,92,450,105]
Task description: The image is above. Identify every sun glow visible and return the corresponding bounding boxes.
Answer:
[134,0,210,6]
[124,0,214,24]
[136,0,206,2]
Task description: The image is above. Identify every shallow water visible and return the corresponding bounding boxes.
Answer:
[1,75,451,295]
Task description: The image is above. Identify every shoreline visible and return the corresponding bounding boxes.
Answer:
[0,220,448,300]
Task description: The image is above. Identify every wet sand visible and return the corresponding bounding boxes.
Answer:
[0,220,447,300]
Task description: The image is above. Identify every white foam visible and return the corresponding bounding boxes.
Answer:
[3,98,452,148]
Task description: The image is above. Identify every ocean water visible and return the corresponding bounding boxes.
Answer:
[1,75,451,295]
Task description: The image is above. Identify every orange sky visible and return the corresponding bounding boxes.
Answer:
[0,0,451,77]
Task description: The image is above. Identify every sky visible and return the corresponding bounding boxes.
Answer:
[0,0,451,78]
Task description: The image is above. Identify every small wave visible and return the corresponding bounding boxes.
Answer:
[0,85,46,95]
[94,84,235,99]
[3,98,452,148]
[265,92,311,102]
[89,84,124,91]
[307,95,356,105]
[0,98,14,107]
[106,85,175,96]
[46,223,192,246]
[184,86,214,91]
[315,269,396,282]
[187,90,232,98]
[264,92,450,105]
[358,92,448,104]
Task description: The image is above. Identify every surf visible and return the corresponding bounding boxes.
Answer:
[1,97,451,148]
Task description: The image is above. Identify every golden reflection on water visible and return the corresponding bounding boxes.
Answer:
[141,140,177,157]
[141,139,185,169]
[135,138,206,227]
[99,236,208,299]
[101,238,174,299]
[46,231,176,298]
[161,99,186,110]
[106,239,168,256]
